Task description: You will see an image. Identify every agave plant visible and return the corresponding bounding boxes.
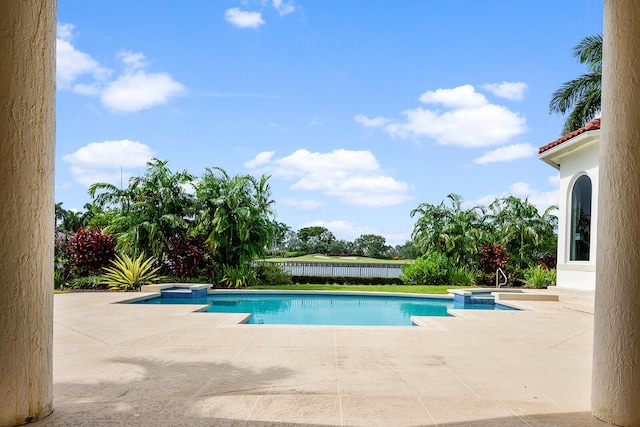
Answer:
[101,253,163,291]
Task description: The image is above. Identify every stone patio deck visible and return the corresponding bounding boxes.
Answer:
[31,291,609,426]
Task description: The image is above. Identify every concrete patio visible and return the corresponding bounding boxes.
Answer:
[32,291,609,426]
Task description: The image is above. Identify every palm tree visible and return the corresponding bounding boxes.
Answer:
[269,220,291,256]
[88,158,195,260]
[55,202,66,226]
[54,202,91,232]
[549,34,602,135]
[195,167,274,267]
[488,196,558,269]
[410,193,486,265]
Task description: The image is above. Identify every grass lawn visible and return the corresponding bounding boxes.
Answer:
[263,254,410,264]
[246,284,474,294]
[54,284,476,295]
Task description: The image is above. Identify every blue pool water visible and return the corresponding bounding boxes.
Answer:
[132,292,514,326]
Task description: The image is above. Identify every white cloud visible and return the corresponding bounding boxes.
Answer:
[56,24,111,90]
[354,114,391,128]
[71,82,102,96]
[464,181,559,213]
[419,84,488,108]
[548,174,560,187]
[482,82,528,101]
[462,194,499,210]
[57,23,74,41]
[63,140,155,187]
[273,0,295,15]
[244,151,275,168]
[225,8,265,28]
[56,23,185,113]
[508,182,559,211]
[68,168,135,188]
[118,50,147,71]
[280,198,324,210]
[254,149,412,208]
[473,143,536,164]
[63,140,154,168]
[357,85,527,147]
[101,70,186,113]
[309,116,323,126]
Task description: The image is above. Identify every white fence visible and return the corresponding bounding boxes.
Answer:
[274,262,403,278]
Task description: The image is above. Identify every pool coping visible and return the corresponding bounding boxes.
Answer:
[448,287,559,302]
[120,287,530,327]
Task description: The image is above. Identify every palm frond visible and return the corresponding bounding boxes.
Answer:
[573,34,603,71]
[549,34,602,133]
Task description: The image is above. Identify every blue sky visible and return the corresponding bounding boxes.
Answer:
[56,0,603,246]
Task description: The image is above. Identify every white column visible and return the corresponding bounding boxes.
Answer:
[592,1,640,425]
[0,2,56,426]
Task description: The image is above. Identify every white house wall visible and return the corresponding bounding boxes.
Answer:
[555,138,599,290]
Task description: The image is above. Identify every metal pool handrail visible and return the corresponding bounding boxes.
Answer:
[496,267,508,288]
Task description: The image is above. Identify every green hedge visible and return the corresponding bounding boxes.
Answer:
[284,251,307,258]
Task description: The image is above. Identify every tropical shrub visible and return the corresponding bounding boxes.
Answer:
[479,244,509,273]
[54,269,67,290]
[66,275,105,290]
[219,264,257,288]
[101,253,163,291]
[256,263,292,286]
[69,227,116,275]
[475,244,510,286]
[284,251,306,258]
[524,265,556,288]
[541,253,557,270]
[448,266,477,286]
[166,234,209,277]
[55,227,74,283]
[488,196,557,270]
[545,268,557,287]
[399,251,451,286]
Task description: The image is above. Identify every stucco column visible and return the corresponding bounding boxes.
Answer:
[592,1,640,425]
[0,2,56,426]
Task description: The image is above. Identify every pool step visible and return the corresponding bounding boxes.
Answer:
[449,288,560,307]
[140,283,211,299]
[161,287,208,299]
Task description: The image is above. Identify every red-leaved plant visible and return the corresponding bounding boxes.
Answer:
[479,243,509,273]
[166,234,208,278]
[69,227,116,275]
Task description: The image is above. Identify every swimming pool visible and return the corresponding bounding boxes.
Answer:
[132,291,515,326]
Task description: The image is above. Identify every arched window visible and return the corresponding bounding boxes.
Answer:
[570,174,592,261]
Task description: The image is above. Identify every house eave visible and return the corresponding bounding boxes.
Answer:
[538,129,600,170]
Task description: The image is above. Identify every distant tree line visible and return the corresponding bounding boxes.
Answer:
[267,224,420,260]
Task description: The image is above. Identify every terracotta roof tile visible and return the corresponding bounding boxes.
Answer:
[538,118,601,154]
